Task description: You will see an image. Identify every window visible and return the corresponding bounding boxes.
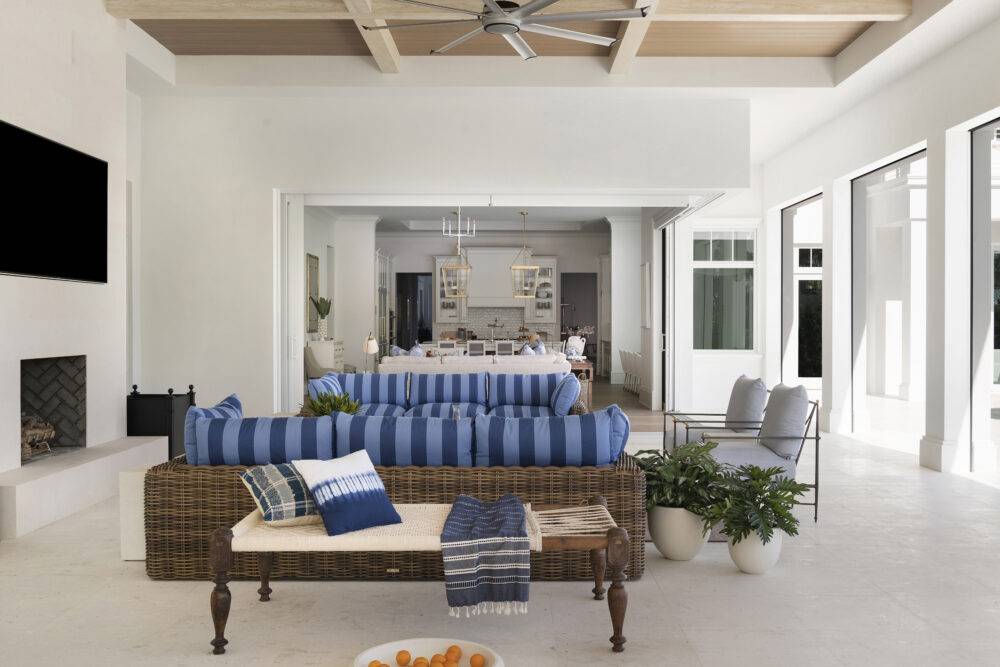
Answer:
[797,247,822,268]
[693,230,755,350]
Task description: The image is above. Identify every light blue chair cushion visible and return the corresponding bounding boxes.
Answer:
[487,372,567,408]
[409,372,487,407]
[307,373,343,401]
[759,383,811,459]
[334,412,474,466]
[293,452,401,536]
[474,405,630,467]
[405,402,487,419]
[183,394,243,464]
[331,373,409,407]
[549,373,581,416]
[488,405,556,418]
[357,403,407,417]
[193,415,334,466]
[710,442,796,478]
[725,375,768,431]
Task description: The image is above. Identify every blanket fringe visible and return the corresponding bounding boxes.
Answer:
[449,601,528,618]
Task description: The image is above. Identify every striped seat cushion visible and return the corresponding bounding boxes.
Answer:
[357,403,407,417]
[331,373,409,407]
[334,412,474,466]
[239,463,320,526]
[183,394,242,464]
[405,402,487,419]
[307,373,343,400]
[409,373,487,406]
[474,405,630,467]
[488,405,555,418]
[488,372,567,408]
[193,415,334,466]
[549,373,581,416]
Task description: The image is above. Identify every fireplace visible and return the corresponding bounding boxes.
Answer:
[20,355,86,463]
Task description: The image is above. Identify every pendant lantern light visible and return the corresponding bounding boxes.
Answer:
[511,211,539,299]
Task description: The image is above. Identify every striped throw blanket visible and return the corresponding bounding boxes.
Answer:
[441,494,530,617]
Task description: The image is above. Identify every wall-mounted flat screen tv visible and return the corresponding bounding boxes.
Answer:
[0,120,108,283]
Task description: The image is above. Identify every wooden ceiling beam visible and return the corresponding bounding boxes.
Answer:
[608,0,654,75]
[343,0,401,72]
[105,0,911,22]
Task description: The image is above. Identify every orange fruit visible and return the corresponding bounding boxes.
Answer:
[446,645,462,659]
[368,661,381,667]
[395,650,411,666]
[470,654,486,667]
[413,659,429,667]
[431,655,446,664]
[443,662,458,667]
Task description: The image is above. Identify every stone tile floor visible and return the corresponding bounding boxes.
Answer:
[2,432,1000,665]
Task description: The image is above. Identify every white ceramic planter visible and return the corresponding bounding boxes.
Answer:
[728,531,783,574]
[648,507,709,561]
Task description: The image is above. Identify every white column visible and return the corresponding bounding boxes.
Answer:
[607,217,642,386]
[919,131,972,472]
[331,216,380,372]
[822,179,853,434]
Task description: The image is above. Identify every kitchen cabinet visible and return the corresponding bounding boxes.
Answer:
[465,247,524,307]
[526,256,557,324]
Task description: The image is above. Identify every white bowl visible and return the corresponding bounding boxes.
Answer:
[354,637,503,667]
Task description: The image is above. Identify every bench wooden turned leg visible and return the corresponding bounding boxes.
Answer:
[606,526,629,653]
[209,528,233,655]
[588,495,608,600]
[258,552,274,602]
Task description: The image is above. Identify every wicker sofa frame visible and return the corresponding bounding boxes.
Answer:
[145,454,645,582]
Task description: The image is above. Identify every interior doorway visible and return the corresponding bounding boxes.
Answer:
[560,273,598,359]
[395,273,433,350]
[781,195,823,392]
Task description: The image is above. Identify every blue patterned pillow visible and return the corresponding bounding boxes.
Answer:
[474,405,630,467]
[239,464,320,526]
[409,373,487,406]
[549,373,581,416]
[293,451,401,536]
[519,344,535,355]
[183,394,242,464]
[334,412,473,466]
[194,416,334,466]
[532,340,547,354]
[409,344,425,357]
[389,345,405,357]
[307,373,343,400]
[332,373,408,407]
[488,372,567,408]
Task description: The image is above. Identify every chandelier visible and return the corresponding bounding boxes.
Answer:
[440,206,475,298]
[511,211,539,299]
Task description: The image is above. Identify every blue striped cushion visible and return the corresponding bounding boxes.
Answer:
[183,394,242,464]
[474,405,630,467]
[239,463,319,526]
[307,373,343,400]
[405,403,487,418]
[194,416,334,466]
[409,373,487,406]
[334,412,473,466]
[549,373,581,416]
[332,373,408,407]
[487,372,567,408]
[488,405,555,418]
[358,403,406,417]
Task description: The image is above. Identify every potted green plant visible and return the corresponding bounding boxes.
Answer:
[703,464,810,574]
[633,443,724,561]
[310,297,332,340]
[300,392,360,417]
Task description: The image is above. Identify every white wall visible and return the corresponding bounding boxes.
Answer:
[0,0,127,474]
[304,207,336,329]
[608,218,642,385]
[127,91,142,388]
[761,14,1000,471]
[136,85,749,414]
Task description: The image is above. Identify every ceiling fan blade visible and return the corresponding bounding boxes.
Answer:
[511,0,562,17]
[430,26,486,53]
[520,23,617,47]
[482,0,508,15]
[391,0,482,16]
[503,32,537,60]
[364,18,480,30]
[523,7,649,23]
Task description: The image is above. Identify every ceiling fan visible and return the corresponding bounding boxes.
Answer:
[364,0,650,60]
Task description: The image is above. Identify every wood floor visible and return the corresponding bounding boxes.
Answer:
[590,379,661,432]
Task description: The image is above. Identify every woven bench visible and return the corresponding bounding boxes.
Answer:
[208,497,631,655]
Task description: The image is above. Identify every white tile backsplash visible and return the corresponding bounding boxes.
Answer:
[434,307,558,343]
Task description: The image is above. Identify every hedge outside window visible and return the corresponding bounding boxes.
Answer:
[693,231,755,350]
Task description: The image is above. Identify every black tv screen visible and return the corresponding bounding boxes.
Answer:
[0,120,108,283]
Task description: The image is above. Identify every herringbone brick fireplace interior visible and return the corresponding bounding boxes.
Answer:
[21,355,87,456]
